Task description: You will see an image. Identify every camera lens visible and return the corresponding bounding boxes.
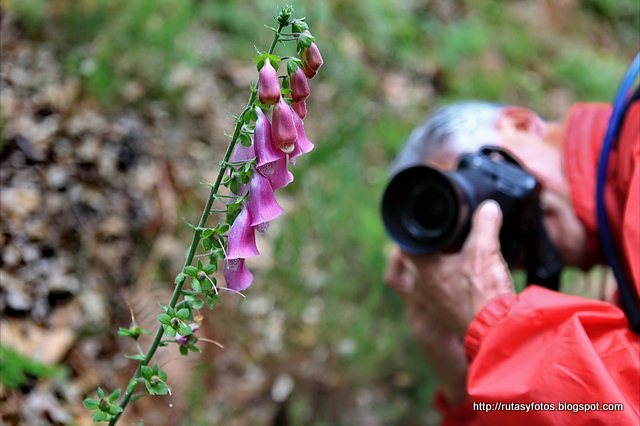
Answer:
[402,182,455,240]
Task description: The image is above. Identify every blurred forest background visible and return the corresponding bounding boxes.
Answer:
[0,0,638,424]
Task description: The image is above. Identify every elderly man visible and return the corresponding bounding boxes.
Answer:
[385,99,639,424]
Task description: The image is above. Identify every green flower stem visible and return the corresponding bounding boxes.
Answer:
[107,21,286,426]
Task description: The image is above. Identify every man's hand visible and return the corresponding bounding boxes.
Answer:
[385,247,468,404]
[405,200,515,338]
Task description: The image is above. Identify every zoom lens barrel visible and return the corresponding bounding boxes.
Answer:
[381,149,538,256]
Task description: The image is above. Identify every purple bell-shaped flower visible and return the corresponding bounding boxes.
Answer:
[230,139,256,163]
[271,96,297,154]
[247,170,284,227]
[226,207,259,259]
[291,100,306,119]
[260,156,293,190]
[289,112,314,165]
[258,58,280,106]
[252,108,293,189]
[290,66,310,102]
[224,258,253,291]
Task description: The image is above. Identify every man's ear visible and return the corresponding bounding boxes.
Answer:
[496,107,546,138]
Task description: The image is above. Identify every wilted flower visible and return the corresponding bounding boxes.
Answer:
[291,100,307,119]
[289,112,314,165]
[224,258,253,291]
[271,96,297,153]
[290,66,310,102]
[247,170,284,227]
[227,207,259,259]
[258,58,280,105]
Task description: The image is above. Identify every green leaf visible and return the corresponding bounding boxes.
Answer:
[239,131,252,147]
[299,32,315,48]
[197,260,203,269]
[140,366,153,380]
[157,314,171,325]
[202,237,213,250]
[125,354,146,361]
[190,298,204,310]
[174,273,187,285]
[97,387,105,398]
[130,392,145,403]
[244,107,258,124]
[176,308,190,320]
[108,388,121,402]
[205,295,216,310]
[148,382,170,396]
[92,411,110,422]
[200,279,213,292]
[191,278,202,293]
[188,344,201,353]
[178,323,192,336]
[118,328,132,337]
[83,398,99,409]
[202,228,214,238]
[184,266,198,277]
[211,247,225,260]
[291,19,309,34]
[229,179,239,195]
[164,326,176,337]
[203,263,216,275]
[211,237,222,248]
[158,370,168,381]
[108,404,123,415]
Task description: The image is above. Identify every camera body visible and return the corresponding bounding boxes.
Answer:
[381,147,561,284]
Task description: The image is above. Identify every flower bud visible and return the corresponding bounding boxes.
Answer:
[290,66,310,102]
[302,34,323,72]
[291,100,306,119]
[176,334,189,346]
[302,64,317,79]
[271,96,297,153]
[258,59,280,106]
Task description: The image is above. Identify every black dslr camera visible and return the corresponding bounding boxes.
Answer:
[381,146,563,289]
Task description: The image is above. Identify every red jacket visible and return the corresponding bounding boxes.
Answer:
[438,103,640,425]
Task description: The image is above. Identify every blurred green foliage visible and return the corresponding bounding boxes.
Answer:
[0,345,63,389]
[5,0,638,423]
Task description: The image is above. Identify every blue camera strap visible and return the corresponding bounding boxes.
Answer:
[596,53,640,333]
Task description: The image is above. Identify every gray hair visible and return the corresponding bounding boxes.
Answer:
[390,101,504,175]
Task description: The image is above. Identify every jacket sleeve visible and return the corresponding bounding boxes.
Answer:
[463,287,640,425]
